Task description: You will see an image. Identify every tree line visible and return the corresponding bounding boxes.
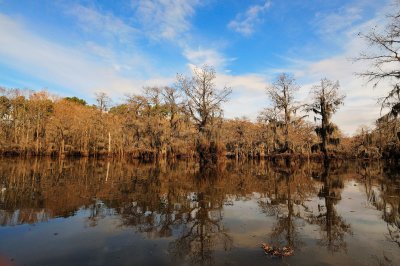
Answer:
[0,66,397,161]
[0,5,399,161]
[0,69,348,161]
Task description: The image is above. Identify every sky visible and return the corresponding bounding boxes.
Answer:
[0,0,395,135]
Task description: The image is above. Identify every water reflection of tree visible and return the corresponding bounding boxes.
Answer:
[2,157,398,261]
[361,162,400,247]
[258,160,315,249]
[308,160,351,252]
[258,160,352,253]
[85,200,112,227]
[115,166,182,237]
[381,163,400,247]
[0,158,264,266]
[0,158,137,225]
[113,163,233,265]
[167,166,233,266]
[0,159,49,225]
[270,168,299,248]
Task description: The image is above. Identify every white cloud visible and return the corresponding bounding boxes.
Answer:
[132,0,199,41]
[0,14,165,100]
[66,4,138,42]
[0,7,233,107]
[313,5,363,35]
[228,1,271,36]
[183,47,233,70]
[217,73,268,94]
[218,73,270,119]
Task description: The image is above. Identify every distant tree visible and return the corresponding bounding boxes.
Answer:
[64,96,87,106]
[28,91,54,154]
[0,95,11,120]
[177,65,231,134]
[109,104,128,115]
[307,79,345,159]
[47,99,77,156]
[176,65,231,164]
[95,92,111,112]
[0,94,12,147]
[266,73,303,152]
[143,86,168,159]
[162,86,182,133]
[258,107,282,153]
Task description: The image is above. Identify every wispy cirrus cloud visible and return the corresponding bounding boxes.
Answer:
[311,0,386,37]
[228,1,271,36]
[66,4,138,42]
[183,47,234,70]
[313,6,363,35]
[0,13,165,100]
[132,0,200,41]
[0,1,232,102]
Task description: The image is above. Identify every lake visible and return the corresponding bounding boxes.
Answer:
[0,158,399,265]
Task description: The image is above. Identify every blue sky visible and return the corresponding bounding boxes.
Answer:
[0,0,394,134]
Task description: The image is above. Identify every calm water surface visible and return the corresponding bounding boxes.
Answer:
[0,158,399,265]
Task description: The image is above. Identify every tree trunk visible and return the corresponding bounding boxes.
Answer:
[36,122,39,155]
[60,137,65,157]
[108,131,111,157]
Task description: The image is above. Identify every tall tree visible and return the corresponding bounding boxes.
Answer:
[357,4,400,138]
[28,91,53,155]
[176,65,231,164]
[177,65,231,135]
[162,86,182,134]
[258,107,282,153]
[266,73,302,152]
[307,79,345,159]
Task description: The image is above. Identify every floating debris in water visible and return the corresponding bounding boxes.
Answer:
[261,243,294,258]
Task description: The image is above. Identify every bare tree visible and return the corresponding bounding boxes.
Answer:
[357,3,400,117]
[162,86,183,136]
[307,79,345,159]
[94,92,112,156]
[176,65,231,134]
[95,92,111,112]
[143,87,162,108]
[176,65,231,164]
[266,73,302,152]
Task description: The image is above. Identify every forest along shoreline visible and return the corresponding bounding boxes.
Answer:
[0,70,398,162]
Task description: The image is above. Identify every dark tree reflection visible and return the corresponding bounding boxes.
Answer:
[0,157,399,264]
[360,162,400,247]
[167,166,233,266]
[108,162,233,265]
[308,160,351,252]
[259,160,315,250]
